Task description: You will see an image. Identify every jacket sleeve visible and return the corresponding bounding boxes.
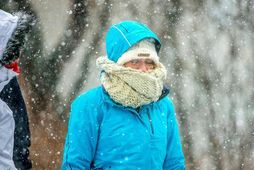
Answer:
[62,95,100,170]
[0,99,17,170]
[163,98,185,170]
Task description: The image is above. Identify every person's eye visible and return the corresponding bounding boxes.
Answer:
[145,60,155,65]
[130,59,139,64]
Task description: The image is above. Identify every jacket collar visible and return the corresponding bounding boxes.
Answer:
[158,84,170,101]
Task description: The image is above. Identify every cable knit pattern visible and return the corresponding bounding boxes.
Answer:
[96,57,167,108]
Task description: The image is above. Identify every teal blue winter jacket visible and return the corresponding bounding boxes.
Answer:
[62,86,185,170]
[62,20,185,169]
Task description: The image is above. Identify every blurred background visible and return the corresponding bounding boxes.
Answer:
[1,0,254,169]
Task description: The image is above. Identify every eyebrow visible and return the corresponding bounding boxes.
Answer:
[138,53,150,57]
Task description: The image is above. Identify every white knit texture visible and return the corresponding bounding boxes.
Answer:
[97,57,167,108]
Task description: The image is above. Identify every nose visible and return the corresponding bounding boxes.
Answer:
[138,63,149,72]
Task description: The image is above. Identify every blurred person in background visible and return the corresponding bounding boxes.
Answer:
[0,9,33,170]
[62,20,185,170]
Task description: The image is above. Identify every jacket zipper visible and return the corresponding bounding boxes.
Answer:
[147,112,154,134]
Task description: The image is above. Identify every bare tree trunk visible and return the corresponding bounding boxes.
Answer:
[72,0,112,96]
[174,57,196,170]
[194,55,224,169]
[163,1,198,169]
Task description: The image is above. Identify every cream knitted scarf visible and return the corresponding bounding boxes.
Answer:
[96,57,167,108]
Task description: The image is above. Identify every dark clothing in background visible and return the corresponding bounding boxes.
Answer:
[0,77,32,170]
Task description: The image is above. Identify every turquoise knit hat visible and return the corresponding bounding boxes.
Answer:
[105,20,161,63]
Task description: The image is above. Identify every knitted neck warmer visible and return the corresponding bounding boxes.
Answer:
[96,57,167,108]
